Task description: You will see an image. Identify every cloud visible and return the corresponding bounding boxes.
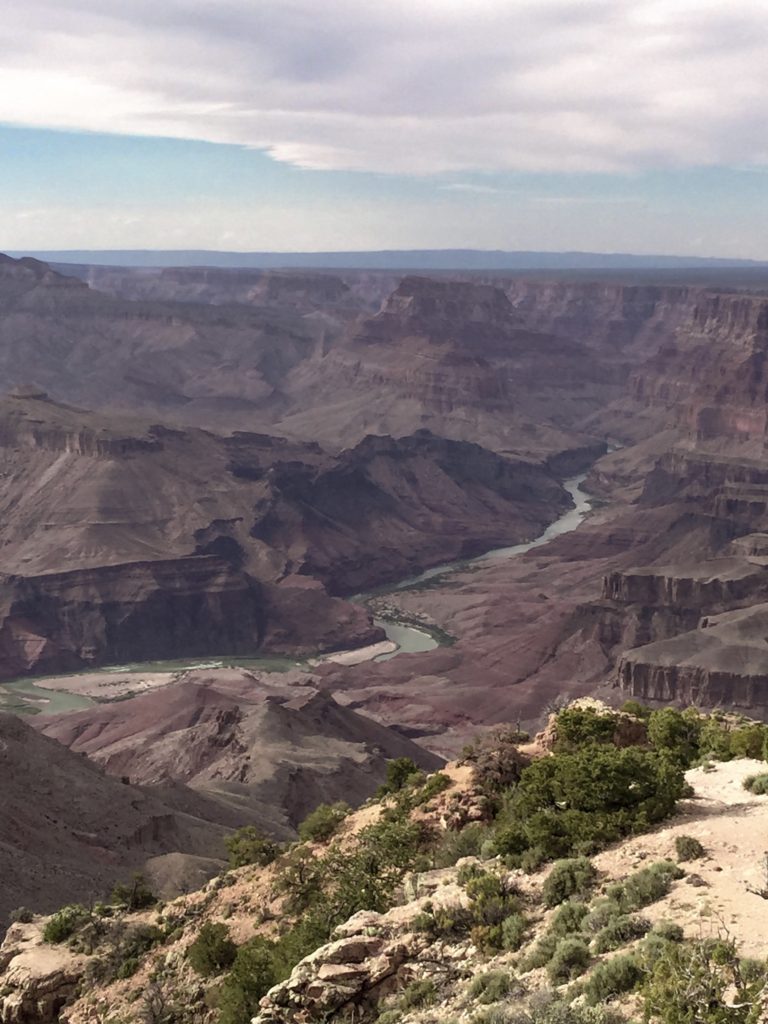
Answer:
[1,0,768,175]
[439,184,508,195]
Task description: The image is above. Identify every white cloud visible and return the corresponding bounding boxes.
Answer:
[1,0,767,175]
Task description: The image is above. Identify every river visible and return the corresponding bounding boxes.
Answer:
[0,473,594,712]
[372,471,593,660]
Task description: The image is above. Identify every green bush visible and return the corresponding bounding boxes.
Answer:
[501,912,528,951]
[465,871,523,952]
[591,914,650,954]
[463,729,528,794]
[415,772,452,805]
[651,920,684,943]
[647,708,701,766]
[520,932,560,972]
[298,802,350,843]
[8,907,33,924]
[546,937,590,984]
[553,708,618,752]
[581,899,622,935]
[527,992,625,1023]
[224,826,279,869]
[641,937,768,1023]
[377,757,423,796]
[743,773,768,795]
[43,904,89,944]
[548,900,589,937]
[697,718,733,762]
[110,873,156,911]
[502,744,684,864]
[116,956,139,980]
[728,723,768,760]
[469,970,515,1004]
[675,834,705,861]
[584,953,642,1004]
[187,922,237,977]
[400,979,436,1010]
[606,860,683,913]
[621,700,651,719]
[434,823,492,867]
[542,858,597,908]
[217,938,279,1024]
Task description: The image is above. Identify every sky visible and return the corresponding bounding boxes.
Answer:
[2,0,768,257]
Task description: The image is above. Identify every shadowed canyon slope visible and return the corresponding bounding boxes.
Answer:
[0,677,440,921]
[0,376,571,676]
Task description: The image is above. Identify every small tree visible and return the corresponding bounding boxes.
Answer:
[298,802,350,843]
[377,757,423,796]
[217,938,278,1024]
[642,935,768,1023]
[187,922,237,977]
[111,873,156,911]
[224,826,279,869]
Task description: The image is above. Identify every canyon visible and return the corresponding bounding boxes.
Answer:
[6,250,768,915]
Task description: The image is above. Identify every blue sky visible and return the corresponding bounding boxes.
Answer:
[2,0,768,256]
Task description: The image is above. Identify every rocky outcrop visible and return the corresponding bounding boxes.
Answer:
[254,866,473,1023]
[628,291,768,445]
[0,923,85,1024]
[618,602,768,714]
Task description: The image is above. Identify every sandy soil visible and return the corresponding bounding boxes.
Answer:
[310,640,398,666]
[594,758,768,957]
[24,670,181,700]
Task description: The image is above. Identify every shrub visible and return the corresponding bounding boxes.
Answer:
[542,858,597,908]
[581,899,622,935]
[298,802,350,843]
[469,970,515,1004]
[506,745,685,864]
[8,907,33,925]
[520,932,560,972]
[116,956,139,979]
[553,708,617,752]
[43,904,89,944]
[187,922,237,977]
[434,822,492,867]
[224,826,279,869]
[728,723,768,760]
[547,937,590,984]
[584,953,642,1004]
[415,772,452,805]
[471,1008,522,1024]
[217,938,279,1024]
[621,700,651,719]
[501,912,528,951]
[647,708,701,766]
[606,860,683,913]
[527,992,625,1023]
[377,757,423,796]
[549,900,589,937]
[641,936,768,1023]
[464,729,528,794]
[697,718,733,762]
[743,773,768,795]
[675,834,705,861]
[400,979,436,1010]
[110,873,156,911]
[651,920,684,943]
[591,914,650,954]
